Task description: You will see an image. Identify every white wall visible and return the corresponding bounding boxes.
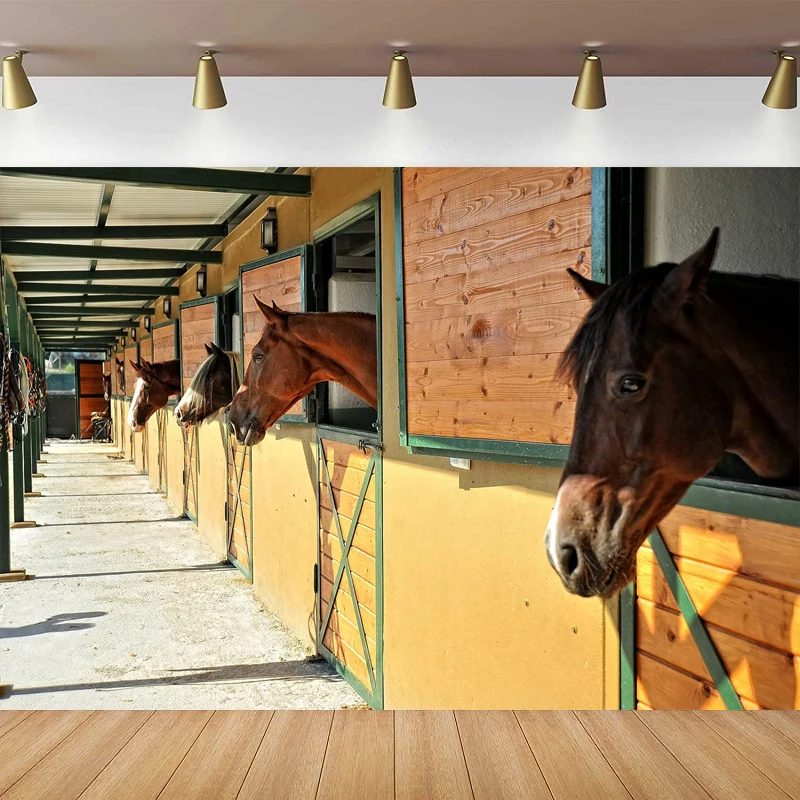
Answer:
[646,168,800,278]
[0,77,797,166]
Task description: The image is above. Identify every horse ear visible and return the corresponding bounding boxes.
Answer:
[210,341,225,356]
[655,227,719,318]
[129,359,142,374]
[255,296,284,325]
[567,268,607,302]
[204,343,213,355]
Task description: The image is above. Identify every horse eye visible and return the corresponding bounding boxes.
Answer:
[619,376,646,395]
[252,353,264,363]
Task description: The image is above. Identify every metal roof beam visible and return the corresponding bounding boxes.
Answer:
[17,268,184,282]
[3,241,222,264]
[20,284,179,296]
[1,223,228,241]
[29,305,154,315]
[0,168,311,197]
[30,319,135,328]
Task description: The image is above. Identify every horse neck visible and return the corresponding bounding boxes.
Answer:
[288,313,377,406]
[157,359,183,393]
[700,275,799,475]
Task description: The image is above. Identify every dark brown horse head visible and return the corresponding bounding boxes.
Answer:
[228,298,378,446]
[546,229,736,598]
[103,372,112,401]
[115,356,125,394]
[174,342,240,427]
[127,358,181,432]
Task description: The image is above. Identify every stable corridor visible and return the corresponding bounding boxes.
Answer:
[0,440,360,710]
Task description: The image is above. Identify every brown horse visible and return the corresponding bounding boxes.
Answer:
[174,343,241,427]
[127,358,182,432]
[228,299,377,446]
[114,356,125,395]
[102,372,112,402]
[545,228,799,598]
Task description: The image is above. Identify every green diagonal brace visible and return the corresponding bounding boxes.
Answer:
[648,528,744,710]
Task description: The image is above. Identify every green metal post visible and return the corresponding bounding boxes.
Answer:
[0,440,10,573]
[12,426,24,522]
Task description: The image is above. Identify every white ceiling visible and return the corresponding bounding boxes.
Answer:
[0,1,796,78]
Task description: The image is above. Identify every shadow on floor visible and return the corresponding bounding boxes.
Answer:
[35,517,186,528]
[32,563,233,581]
[5,659,342,696]
[0,611,108,639]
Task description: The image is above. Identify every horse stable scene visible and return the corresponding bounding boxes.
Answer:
[1,166,798,714]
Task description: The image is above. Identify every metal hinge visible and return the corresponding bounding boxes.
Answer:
[313,563,319,594]
[224,501,228,523]
[182,469,186,486]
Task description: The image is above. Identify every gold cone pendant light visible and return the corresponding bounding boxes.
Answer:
[2,51,37,110]
[572,50,606,109]
[193,50,227,109]
[762,51,797,109]
[382,50,417,109]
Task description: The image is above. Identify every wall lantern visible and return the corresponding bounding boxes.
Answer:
[163,297,172,319]
[143,315,152,333]
[196,264,208,298]
[261,208,278,253]
[130,327,137,342]
[121,336,127,348]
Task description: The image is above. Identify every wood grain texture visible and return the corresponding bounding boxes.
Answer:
[395,711,473,800]
[697,711,800,797]
[153,322,177,362]
[158,711,273,800]
[2,711,152,800]
[0,711,32,741]
[640,710,790,800]
[636,599,798,710]
[123,345,139,399]
[576,711,713,799]
[636,653,762,710]
[636,545,800,656]
[455,711,551,800]
[402,167,505,207]
[0,711,94,795]
[658,505,800,592]
[237,711,332,800]
[180,304,218,390]
[316,711,394,800]
[79,710,212,800]
[759,711,800,745]
[515,710,631,799]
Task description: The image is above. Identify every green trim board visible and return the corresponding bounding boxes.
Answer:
[5,241,222,264]
[238,244,315,425]
[2,223,228,241]
[393,169,408,448]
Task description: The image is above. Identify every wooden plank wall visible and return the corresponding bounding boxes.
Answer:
[77,361,106,439]
[180,303,217,392]
[140,334,153,363]
[401,167,593,444]
[123,344,139,399]
[183,427,199,522]
[111,350,121,396]
[227,438,252,573]
[635,505,800,710]
[241,255,303,417]
[153,322,177,363]
[318,440,378,692]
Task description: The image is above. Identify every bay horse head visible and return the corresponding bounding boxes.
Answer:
[545,228,798,598]
[127,358,181,432]
[228,298,377,446]
[103,372,112,402]
[174,342,240,427]
[115,356,125,395]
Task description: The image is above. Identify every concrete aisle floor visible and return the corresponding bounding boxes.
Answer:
[1,440,360,710]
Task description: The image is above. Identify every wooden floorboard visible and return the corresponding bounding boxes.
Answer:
[0,710,798,799]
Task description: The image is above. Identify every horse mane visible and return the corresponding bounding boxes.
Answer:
[182,350,240,421]
[557,265,798,389]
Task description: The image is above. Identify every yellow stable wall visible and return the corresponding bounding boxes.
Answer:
[133,168,618,709]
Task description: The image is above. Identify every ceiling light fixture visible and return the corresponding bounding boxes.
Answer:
[762,51,797,109]
[193,50,227,110]
[572,50,606,110]
[2,50,37,110]
[382,50,417,109]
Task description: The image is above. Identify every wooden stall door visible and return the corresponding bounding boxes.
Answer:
[180,298,221,524]
[317,434,383,708]
[156,408,168,494]
[153,321,178,494]
[76,360,106,439]
[225,423,253,580]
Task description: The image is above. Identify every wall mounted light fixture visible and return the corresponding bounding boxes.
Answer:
[143,316,152,333]
[383,50,417,109]
[2,50,37,110]
[121,336,127,348]
[762,51,797,109]
[163,297,172,319]
[572,50,607,109]
[130,327,137,342]
[196,264,208,297]
[261,208,278,253]
[193,50,227,109]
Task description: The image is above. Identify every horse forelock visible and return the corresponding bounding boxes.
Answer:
[558,264,674,388]
[183,350,239,420]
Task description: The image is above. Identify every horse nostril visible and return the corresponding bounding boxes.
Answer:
[175,408,182,421]
[559,542,581,578]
